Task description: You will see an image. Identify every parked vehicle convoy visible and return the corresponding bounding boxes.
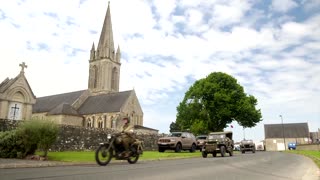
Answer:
[95,132,143,166]
[201,131,234,158]
[196,135,207,151]
[240,139,255,153]
[157,132,197,153]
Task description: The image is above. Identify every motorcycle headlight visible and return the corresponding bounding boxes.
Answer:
[107,134,111,139]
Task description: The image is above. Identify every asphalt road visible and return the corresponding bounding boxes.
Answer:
[0,151,319,180]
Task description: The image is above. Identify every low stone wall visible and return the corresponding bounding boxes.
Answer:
[0,119,160,151]
[296,144,320,151]
[52,125,160,151]
[0,119,20,131]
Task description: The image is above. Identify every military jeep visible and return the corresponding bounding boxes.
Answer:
[202,131,234,158]
[240,139,255,153]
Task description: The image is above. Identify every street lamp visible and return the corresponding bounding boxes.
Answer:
[279,115,286,150]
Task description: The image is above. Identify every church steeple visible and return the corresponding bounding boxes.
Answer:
[88,2,121,94]
[115,45,121,62]
[90,42,95,60]
[97,1,115,60]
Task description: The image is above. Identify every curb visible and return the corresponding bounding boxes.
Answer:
[0,156,202,169]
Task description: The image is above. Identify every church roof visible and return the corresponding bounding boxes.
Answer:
[0,73,36,99]
[33,90,85,113]
[0,77,15,93]
[264,123,309,139]
[47,103,80,116]
[77,90,132,115]
[33,90,133,115]
[133,125,158,132]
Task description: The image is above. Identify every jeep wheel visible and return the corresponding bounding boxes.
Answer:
[158,148,165,153]
[202,151,208,158]
[220,146,226,157]
[189,144,196,153]
[175,143,182,153]
[229,149,233,156]
[212,152,217,157]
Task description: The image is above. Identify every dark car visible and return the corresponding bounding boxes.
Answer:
[196,135,207,151]
[288,142,296,150]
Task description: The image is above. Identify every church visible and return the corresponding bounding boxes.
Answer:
[0,3,155,133]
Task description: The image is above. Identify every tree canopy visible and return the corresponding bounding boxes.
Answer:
[175,72,262,135]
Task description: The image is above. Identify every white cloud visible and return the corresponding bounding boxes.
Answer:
[270,0,298,13]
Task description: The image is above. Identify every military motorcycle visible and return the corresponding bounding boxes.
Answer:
[95,132,143,166]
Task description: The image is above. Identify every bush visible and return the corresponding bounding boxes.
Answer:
[17,119,59,157]
[0,130,26,158]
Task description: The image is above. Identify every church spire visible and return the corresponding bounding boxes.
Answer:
[90,42,95,60]
[115,45,121,62]
[97,1,115,60]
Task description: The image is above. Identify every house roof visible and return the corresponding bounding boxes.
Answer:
[33,90,85,113]
[264,123,309,139]
[77,90,132,115]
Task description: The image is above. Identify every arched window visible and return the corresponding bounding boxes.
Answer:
[112,117,116,129]
[8,102,23,120]
[98,118,103,128]
[111,67,118,90]
[87,118,92,128]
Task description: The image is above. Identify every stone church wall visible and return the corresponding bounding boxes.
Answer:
[0,119,159,151]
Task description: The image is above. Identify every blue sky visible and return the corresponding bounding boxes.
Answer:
[0,0,319,142]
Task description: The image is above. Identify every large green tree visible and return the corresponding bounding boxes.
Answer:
[175,72,262,134]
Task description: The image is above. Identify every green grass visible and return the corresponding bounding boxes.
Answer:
[286,150,320,168]
[41,150,203,163]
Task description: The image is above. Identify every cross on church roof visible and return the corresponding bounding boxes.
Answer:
[19,62,27,73]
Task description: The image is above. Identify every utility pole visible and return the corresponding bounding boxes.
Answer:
[243,127,246,140]
[279,115,286,151]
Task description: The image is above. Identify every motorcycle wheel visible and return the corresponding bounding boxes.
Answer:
[127,154,139,164]
[95,144,113,166]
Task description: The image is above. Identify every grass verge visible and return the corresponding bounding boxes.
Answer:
[42,150,203,163]
[286,150,320,168]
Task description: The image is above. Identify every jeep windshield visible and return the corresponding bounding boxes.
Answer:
[168,132,182,137]
[196,136,207,140]
[208,134,225,139]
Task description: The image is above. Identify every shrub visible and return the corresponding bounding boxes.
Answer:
[0,130,26,158]
[16,119,59,157]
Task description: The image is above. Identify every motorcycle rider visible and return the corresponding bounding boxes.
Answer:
[121,118,135,157]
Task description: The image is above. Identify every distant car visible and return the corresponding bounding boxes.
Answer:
[288,142,296,150]
[234,143,240,151]
[157,132,197,153]
[240,139,255,153]
[255,141,265,151]
[196,135,207,151]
